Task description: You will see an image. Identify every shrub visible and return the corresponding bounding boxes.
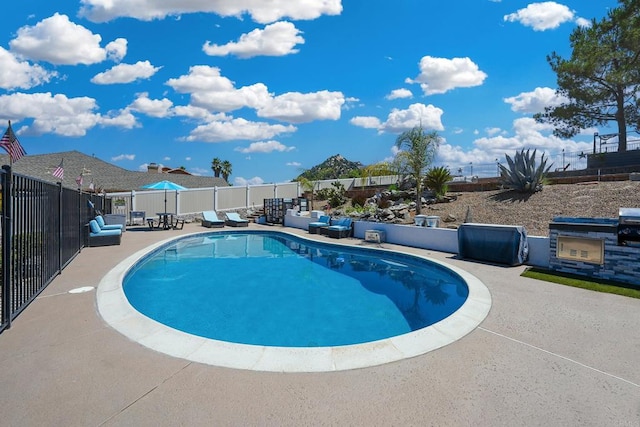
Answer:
[499,149,552,193]
[350,192,369,207]
[424,166,452,199]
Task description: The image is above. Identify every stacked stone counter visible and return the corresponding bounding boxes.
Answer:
[549,217,640,287]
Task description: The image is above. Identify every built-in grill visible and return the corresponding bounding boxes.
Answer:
[617,208,640,246]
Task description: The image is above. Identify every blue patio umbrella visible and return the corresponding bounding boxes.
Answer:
[141,180,187,213]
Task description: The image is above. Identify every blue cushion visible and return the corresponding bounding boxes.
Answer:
[89,220,101,234]
[95,215,106,228]
[332,217,352,227]
[90,228,121,237]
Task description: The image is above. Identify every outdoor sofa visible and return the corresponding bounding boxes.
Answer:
[326,217,353,239]
[87,219,122,247]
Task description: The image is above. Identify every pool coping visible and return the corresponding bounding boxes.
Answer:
[96,229,492,372]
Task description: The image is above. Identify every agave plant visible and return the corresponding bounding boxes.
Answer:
[424,166,452,199]
[499,149,553,193]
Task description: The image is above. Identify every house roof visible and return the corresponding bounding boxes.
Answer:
[0,150,229,192]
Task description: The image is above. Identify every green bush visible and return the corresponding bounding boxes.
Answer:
[424,166,451,199]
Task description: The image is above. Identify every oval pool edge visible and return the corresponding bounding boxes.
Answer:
[96,229,492,372]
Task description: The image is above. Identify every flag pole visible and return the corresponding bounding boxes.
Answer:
[7,121,12,168]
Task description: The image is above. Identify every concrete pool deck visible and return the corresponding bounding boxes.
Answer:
[0,222,638,426]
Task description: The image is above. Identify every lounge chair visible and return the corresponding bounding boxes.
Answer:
[87,219,122,246]
[308,215,331,234]
[225,212,249,227]
[201,211,225,228]
[327,217,353,239]
[95,215,124,232]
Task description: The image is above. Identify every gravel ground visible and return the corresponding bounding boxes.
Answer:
[421,180,640,237]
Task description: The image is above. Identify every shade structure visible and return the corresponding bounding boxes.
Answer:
[141,180,187,214]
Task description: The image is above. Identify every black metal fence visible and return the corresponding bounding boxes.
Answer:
[0,166,108,333]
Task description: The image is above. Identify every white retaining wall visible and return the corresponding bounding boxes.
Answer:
[284,212,550,268]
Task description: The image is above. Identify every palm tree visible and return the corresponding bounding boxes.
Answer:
[221,160,232,182]
[395,125,440,214]
[211,157,222,177]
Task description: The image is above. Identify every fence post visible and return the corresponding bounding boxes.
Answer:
[214,187,218,210]
[58,183,63,272]
[1,165,12,329]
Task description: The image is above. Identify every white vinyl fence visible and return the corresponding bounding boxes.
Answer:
[107,175,400,221]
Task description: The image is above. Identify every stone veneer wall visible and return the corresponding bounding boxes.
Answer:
[549,220,640,287]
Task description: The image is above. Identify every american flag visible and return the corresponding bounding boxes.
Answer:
[75,174,83,188]
[52,159,64,180]
[0,121,26,163]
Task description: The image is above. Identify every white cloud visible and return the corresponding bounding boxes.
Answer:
[185,117,296,142]
[235,176,265,186]
[167,65,271,112]
[351,104,444,133]
[407,56,487,95]
[203,21,304,58]
[9,13,123,65]
[436,117,592,167]
[350,116,381,129]
[504,2,574,31]
[112,154,135,161]
[173,105,229,121]
[0,92,137,136]
[485,127,503,136]
[287,161,302,167]
[235,140,295,153]
[0,47,55,90]
[167,66,344,123]
[257,90,345,123]
[380,103,445,133]
[106,38,128,62]
[575,17,592,28]
[98,108,139,129]
[79,0,343,24]
[91,61,161,84]
[504,87,569,113]
[128,93,173,117]
[385,88,413,100]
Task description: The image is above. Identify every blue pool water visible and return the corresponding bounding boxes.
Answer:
[123,231,469,347]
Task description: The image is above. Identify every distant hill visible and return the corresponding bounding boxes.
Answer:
[296,154,364,181]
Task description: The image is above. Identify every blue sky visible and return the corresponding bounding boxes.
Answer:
[0,1,620,184]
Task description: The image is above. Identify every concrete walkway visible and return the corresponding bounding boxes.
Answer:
[0,223,638,426]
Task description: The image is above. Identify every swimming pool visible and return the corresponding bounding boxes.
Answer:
[97,229,491,372]
[124,232,469,347]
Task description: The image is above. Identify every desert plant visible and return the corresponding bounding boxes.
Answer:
[318,181,347,208]
[424,166,452,199]
[499,149,553,193]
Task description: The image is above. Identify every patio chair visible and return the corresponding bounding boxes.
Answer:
[201,211,225,228]
[95,215,124,232]
[308,215,331,234]
[173,217,186,230]
[147,217,160,230]
[87,219,122,247]
[225,212,249,227]
[326,217,353,239]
